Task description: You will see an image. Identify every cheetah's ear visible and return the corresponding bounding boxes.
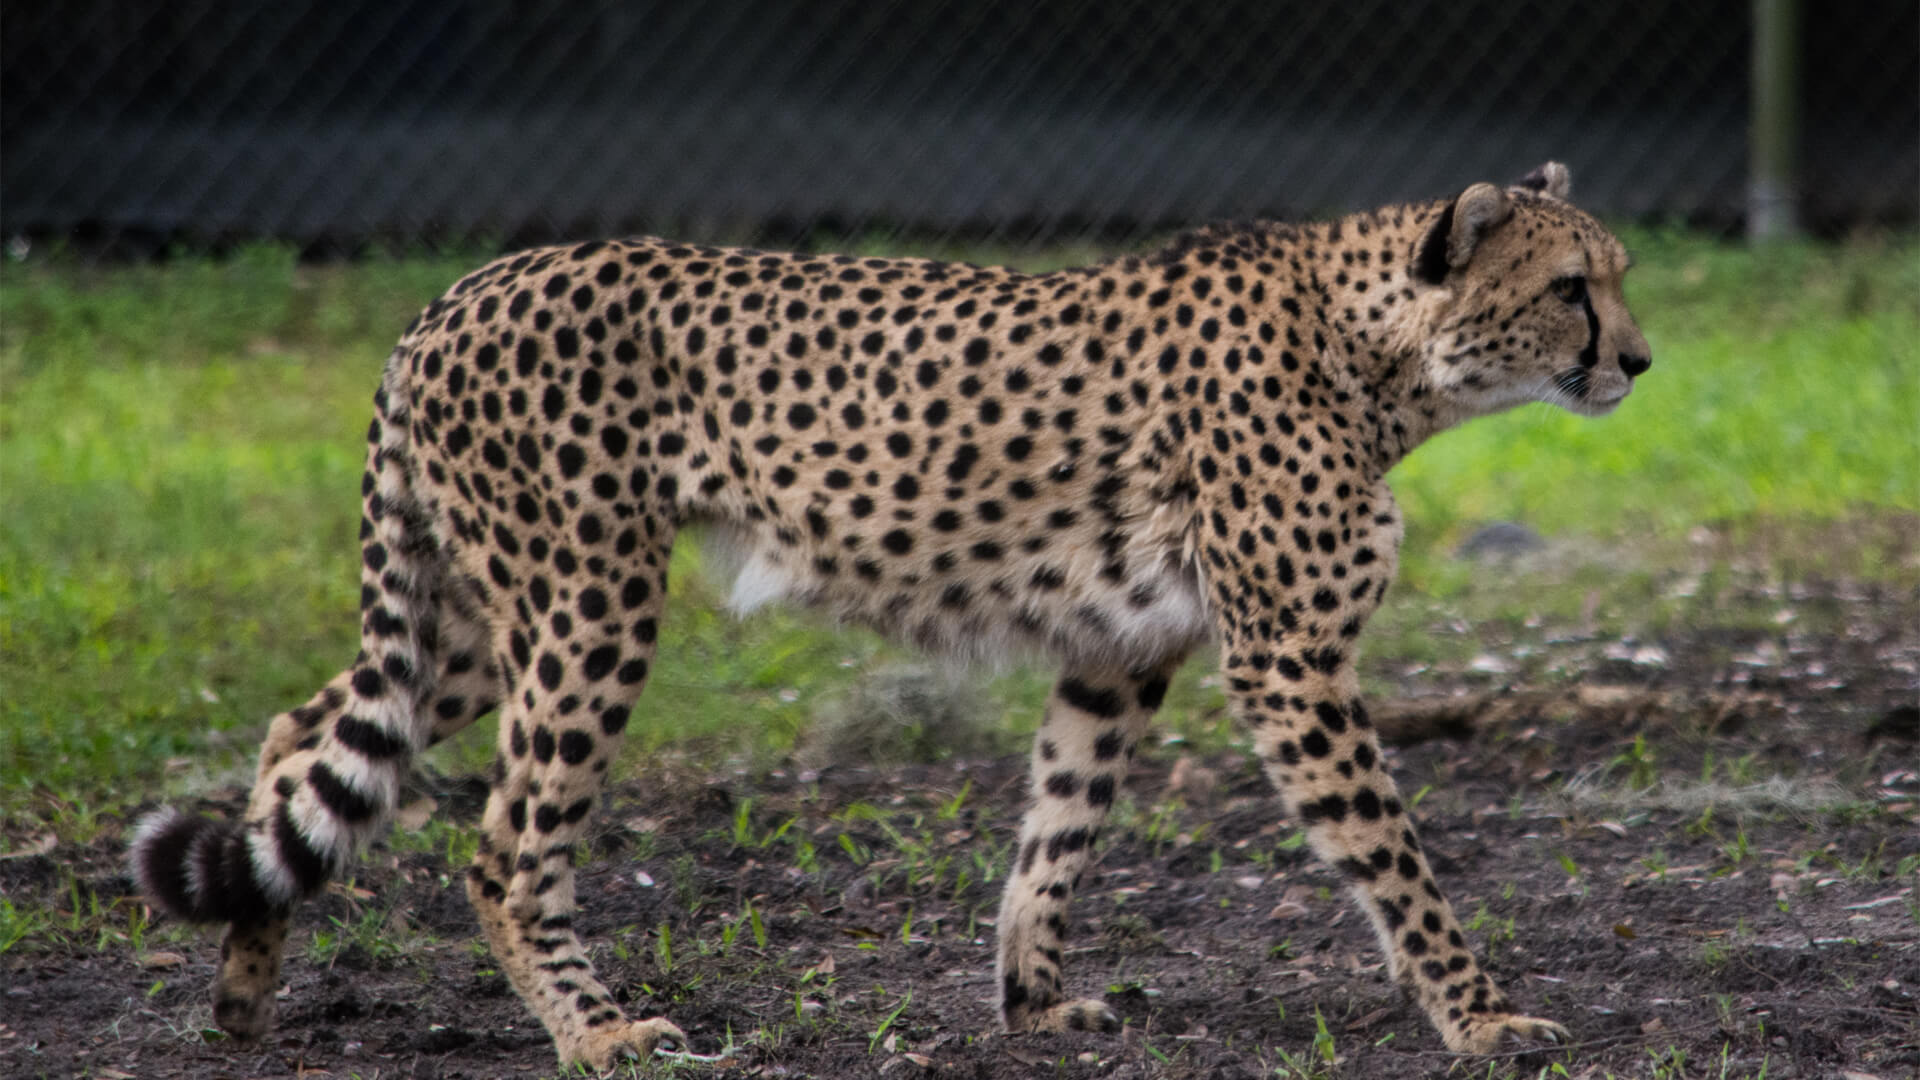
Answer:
[1513,162,1572,200]
[1413,182,1512,285]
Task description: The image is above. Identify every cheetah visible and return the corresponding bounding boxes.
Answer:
[132,162,1650,1069]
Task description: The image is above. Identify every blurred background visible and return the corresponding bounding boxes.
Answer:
[4,0,1915,254]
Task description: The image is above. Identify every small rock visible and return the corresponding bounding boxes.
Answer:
[1268,884,1313,920]
[1456,521,1545,562]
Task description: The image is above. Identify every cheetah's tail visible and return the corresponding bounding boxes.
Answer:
[131,352,442,924]
[130,809,286,923]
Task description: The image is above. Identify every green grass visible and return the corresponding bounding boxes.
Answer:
[1,230,1915,824]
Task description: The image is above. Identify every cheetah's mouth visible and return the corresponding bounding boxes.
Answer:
[1551,367,1627,416]
[1552,367,1592,401]
[1575,386,1630,416]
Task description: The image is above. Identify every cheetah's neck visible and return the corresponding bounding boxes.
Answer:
[1156,203,1460,476]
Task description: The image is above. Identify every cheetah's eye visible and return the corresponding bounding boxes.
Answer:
[1550,276,1588,304]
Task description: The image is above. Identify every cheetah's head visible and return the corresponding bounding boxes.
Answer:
[1405,163,1650,419]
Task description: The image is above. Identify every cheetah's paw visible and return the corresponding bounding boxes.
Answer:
[1449,1013,1570,1054]
[1008,998,1120,1034]
[562,1017,689,1071]
[211,987,275,1041]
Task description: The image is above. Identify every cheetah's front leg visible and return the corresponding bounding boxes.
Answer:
[1242,675,1566,1051]
[996,660,1179,1034]
[1195,467,1566,1053]
[1221,642,1566,1052]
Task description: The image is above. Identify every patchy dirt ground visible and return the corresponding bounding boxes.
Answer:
[5,576,1919,1080]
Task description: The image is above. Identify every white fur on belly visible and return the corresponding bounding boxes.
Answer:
[725,546,797,616]
[699,521,1211,668]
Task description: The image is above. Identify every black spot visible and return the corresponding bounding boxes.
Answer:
[1045,827,1094,860]
[558,730,594,765]
[583,645,619,681]
[578,588,609,620]
[1353,788,1383,819]
[1137,676,1170,710]
[1059,678,1125,719]
[273,803,330,895]
[1002,973,1028,1010]
[351,668,385,699]
[1029,566,1066,590]
[307,761,376,824]
[1086,775,1116,808]
[1378,897,1406,928]
[335,714,407,760]
[1337,857,1376,881]
[621,577,652,609]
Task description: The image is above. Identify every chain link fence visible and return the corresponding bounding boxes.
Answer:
[4,0,1913,257]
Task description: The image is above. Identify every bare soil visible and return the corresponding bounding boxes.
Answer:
[5,583,1918,1079]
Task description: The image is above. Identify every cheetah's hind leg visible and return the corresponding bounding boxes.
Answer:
[460,531,686,1069]
[996,661,1177,1035]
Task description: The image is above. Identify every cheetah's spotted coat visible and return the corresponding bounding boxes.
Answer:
[133,163,1650,1068]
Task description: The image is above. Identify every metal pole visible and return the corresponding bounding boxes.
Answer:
[1748,0,1800,239]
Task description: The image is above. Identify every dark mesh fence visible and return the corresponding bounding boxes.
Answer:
[3,1,1913,256]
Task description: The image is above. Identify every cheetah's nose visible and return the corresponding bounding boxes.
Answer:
[1618,352,1651,378]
